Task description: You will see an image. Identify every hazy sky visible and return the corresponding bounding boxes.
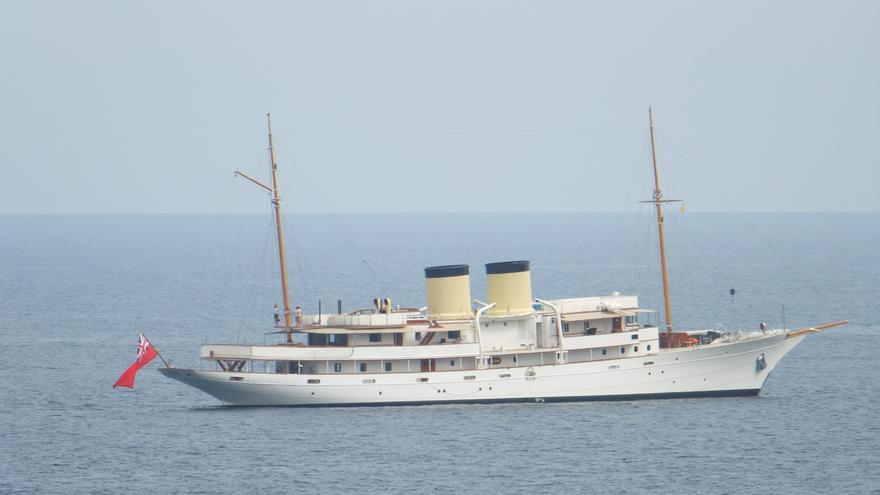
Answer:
[2,1,878,214]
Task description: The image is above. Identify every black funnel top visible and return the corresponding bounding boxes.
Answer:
[485,260,530,275]
[425,264,469,279]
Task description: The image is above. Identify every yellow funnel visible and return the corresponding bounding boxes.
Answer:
[486,260,533,316]
[425,264,472,320]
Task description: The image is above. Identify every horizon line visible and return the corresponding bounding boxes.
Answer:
[1,210,878,216]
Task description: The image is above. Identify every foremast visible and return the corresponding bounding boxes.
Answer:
[234,114,294,343]
[646,108,680,339]
[266,114,294,342]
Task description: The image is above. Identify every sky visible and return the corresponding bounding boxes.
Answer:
[1,0,878,214]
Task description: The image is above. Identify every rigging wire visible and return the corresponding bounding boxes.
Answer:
[275,141,387,292]
[220,175,260,309]
[656,130,798,328]
[656,130,797,272]
[621,129,652,291]
[282,210,314,306]
[611,127,651,254]
[247,201,274,326]
[666,209,759,329]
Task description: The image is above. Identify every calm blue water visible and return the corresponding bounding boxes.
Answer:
[1,213,878,493]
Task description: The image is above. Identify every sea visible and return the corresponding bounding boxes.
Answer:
[1,212,878,494]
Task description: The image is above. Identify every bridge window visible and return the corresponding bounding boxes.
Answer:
[448,330,461,339]
[369,333,382,342]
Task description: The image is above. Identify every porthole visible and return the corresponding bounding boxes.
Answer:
[633,346,638,352]
[449,360,456,367]
[602,349,607,356]
[647,344,652,351]
[620,347,626,354]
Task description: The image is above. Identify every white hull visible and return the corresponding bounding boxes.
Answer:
[160,332,804,406]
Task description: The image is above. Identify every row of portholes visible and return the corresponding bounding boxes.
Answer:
[599,344,644,356]
[345,360,465,373]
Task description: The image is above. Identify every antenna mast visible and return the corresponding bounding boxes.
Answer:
[647,107,678,337]
[267,113,294,342]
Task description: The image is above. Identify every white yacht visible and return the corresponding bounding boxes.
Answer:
[160,111,845,406]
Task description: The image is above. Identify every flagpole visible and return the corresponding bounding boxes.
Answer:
[142,333,171,368]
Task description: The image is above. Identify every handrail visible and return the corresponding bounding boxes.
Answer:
[473,301,496,368]
[535,298,565,363]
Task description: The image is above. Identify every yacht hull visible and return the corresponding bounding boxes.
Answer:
[160,332,803,406]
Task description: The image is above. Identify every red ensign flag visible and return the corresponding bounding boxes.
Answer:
[113,333,159,388]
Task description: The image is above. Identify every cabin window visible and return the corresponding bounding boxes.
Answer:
[384,362,392,372]
[513,355,518,363]
[414,332,422,341]
[334,363,342,372]
[647,344,652,351]
[448,330,461,339]
[449,360,456,367]
[602,349,607,355]
[359,363,367,372]
[369,333,382,342]
[620,347,626,354]
[633,346,639,352]
[562,322,570,333]
[625,315,638,325]
[328,334,348,346]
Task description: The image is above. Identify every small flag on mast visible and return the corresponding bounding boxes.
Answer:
[113,333,159,388]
